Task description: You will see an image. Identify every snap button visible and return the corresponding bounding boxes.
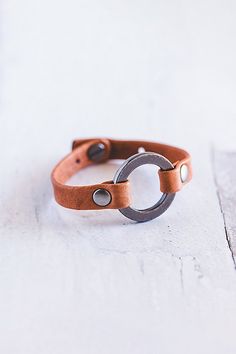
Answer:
[87,143,106,162]
[180,164,188,183]
[92,188,112,207]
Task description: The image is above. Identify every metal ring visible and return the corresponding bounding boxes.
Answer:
[113,152,176,222]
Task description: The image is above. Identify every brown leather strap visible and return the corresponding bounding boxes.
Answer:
[51,138,192,210]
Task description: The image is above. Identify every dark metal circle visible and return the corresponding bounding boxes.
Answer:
[87,143,106,162]
[113,152,176,222]
[93,188,112,207]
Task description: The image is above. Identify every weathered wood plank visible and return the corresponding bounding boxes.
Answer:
[213,150,236,265]
[1,0,236,353]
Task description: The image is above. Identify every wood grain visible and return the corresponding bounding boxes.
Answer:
[213,150,236,265]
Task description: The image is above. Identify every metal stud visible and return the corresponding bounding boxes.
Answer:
[180,164,188,183]
[92,189,112,207]
[87,143,106,162]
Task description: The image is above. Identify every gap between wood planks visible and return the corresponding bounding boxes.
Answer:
[212,148,236,269]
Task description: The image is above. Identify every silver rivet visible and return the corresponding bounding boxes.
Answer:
[180,164,188,183]
[92,189,112,207]
[138,146,145,153]
[88,143,106,162]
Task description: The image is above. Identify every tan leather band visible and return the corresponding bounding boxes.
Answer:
[51,138,192,210]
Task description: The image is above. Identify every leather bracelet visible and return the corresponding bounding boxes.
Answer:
[51,138,192,222]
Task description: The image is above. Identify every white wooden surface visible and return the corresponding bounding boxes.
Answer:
[1,1,236,353]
